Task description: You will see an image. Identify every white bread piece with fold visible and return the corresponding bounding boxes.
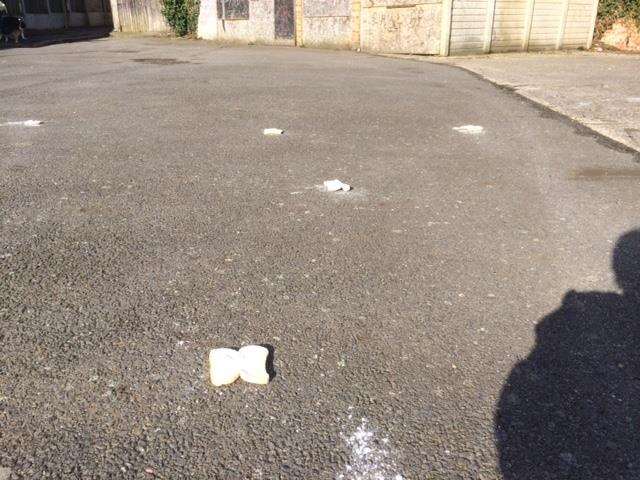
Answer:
[209,348,241,386]
[238,345,270,385]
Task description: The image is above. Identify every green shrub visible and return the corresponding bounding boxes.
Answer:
[162,0,200,36]
[597,0,640,36]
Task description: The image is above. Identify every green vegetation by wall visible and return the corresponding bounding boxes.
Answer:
[162,0,200,36]
[597,0,640,35]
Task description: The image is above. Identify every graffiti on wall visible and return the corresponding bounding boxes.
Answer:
[217,0,249,19]
[304,0,350,17]
[274,0,294,38]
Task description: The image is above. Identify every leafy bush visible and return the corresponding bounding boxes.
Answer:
[597,0,640,36]
[162,0,199,36]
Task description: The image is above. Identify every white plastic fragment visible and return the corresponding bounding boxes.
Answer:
[1,120,43,127]
[453,125,484,135]
[324,179,351,192]
[209,345,270,386]
[263,128,284,136]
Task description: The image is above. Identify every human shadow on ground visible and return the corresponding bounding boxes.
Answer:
[495,229,640,479]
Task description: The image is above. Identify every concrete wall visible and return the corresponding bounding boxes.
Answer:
[301,0,351,48]
[361,0,442,54]
[217,0,280,44]
[195,0,596,54]
[563,0,598,49]
[198,0,218,38]
[198,0,442,52]
[448,0,598,54]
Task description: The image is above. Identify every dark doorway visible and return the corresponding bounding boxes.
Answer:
[274,0,294,39]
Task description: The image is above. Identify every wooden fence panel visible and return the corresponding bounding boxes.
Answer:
[114,0,168,32]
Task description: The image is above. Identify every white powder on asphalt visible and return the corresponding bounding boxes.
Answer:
[337,417,404,480]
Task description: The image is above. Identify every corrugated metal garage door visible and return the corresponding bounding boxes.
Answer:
[446,0,597,55]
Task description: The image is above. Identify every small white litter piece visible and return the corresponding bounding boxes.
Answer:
[453,125,484,135]
[263,128,284,136]
[324,179,352,192]
[1,120,43,127]
[209,345,270,386]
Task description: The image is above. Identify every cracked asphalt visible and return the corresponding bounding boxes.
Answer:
[1,37,639,479]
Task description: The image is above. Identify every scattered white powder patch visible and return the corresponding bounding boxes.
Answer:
[1,120,43,127]
[337,417,404,480]
[453,125,484,135]
[626,97,640,103]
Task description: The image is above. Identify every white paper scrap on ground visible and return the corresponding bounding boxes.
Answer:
[453,125,484,135]
[263,128,284,135]
[209,345,270,386]
[1,120,43,127]
[324,179,352,192]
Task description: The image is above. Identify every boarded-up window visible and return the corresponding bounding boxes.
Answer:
[49,0,64,13]
[70,0,85,11]
[24,0,48,14]
[274,0,294,38]
[217,0,248,19]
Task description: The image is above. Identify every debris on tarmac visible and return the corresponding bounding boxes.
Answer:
[209,348,240,386]
[338,417,404,480]
[209,345,270,386]
[238,345,270,384]
[324,179,351,192]
[453,125,484,135]
[263,128,284,135]
[1,120,43,127]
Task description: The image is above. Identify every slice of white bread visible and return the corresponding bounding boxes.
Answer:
[238,345,270,385]
[209,348,241,386]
